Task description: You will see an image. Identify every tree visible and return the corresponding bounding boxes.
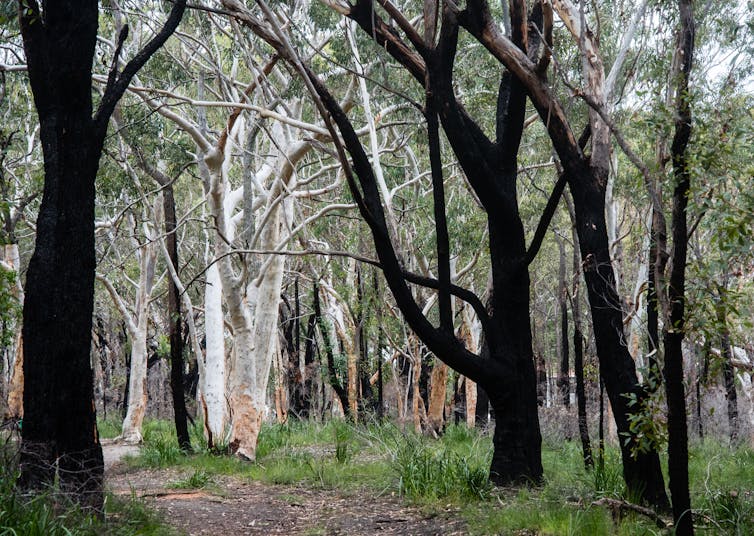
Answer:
[17,0,185,509]
[661,1,695,532]
[225,0,549,484]
[456,0,668,505]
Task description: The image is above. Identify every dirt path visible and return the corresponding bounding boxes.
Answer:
[103,444,467,535]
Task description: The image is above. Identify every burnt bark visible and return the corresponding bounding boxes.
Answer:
[17,0,184,509]
[374,270,384,421]
[566,192,592,468]
[321,0,543,484]
[556,234,570,407]
[312,281,350,418]
[455,0,668,506]
[567,162,667,506]
[662,2,695,532]
[164,184,190,450]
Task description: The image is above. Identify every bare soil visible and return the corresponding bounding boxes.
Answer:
[103,444,468,536]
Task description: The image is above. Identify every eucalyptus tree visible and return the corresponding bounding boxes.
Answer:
[96,187,163,445]
[15,0,185,508]
[117,7,405,456]
[223,0,558,484]
[232,0,681,500]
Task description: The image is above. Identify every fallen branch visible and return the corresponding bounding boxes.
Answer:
[591,497,670,529]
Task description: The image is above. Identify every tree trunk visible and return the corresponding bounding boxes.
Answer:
[2,243,24,420]
[201,263,227,448]
[17,0,184,510]
[427,358,448,435]
[662,2,695,531]
[717,291,740,444]
[19,36,104,504]
[163,184,191,450]
[567,160,668,507]
[121,327,148,444]
[313,281,350,417]
[120,223,158,444]
[556,234,570,407]
[566,192,592,468]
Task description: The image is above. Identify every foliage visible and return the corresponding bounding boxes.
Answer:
[169,469,212,490]
[622,388,668,459]
[392,431,493,502]
[0,265,20,349]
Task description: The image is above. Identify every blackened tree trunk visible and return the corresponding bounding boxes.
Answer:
[17,0,185,509]
[646,206,668,389]
[312,281,350,417]
[137,156,191,450]
[556,234,570,407]
[456,0,669,507]
[662,2,695,532]
[374,269,384,421]
[573,322,592,468]
[164,184,190,450]
[301,312,317,419]
[567,161,667,506]
[566,192,592,468]
[475,383,489,428]
[233,0,545,484]
[356,266,374,417]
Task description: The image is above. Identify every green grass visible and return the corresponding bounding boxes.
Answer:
[0,465,177,536]
[97,418,122,440]
[120,419,754,535]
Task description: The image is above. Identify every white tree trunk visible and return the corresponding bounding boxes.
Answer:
[121,217,159,444]
[202,261,228,447]
[3,243,24,419]
[228,202,288,459]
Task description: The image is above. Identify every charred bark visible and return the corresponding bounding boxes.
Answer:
[566,192,592,468]
[662,1,695,531]
[163,182,190,450]
[312,281,349,417]
[17,0,185,509]
[556,234,570,407]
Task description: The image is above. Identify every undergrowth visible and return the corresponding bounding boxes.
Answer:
[118,419,753,535]
[0,444,176,536]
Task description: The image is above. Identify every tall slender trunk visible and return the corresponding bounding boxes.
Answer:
[556,234,570,407]
[313,281,349,417]
[374,270,384,421]
[566,193,592,468]
[567,160,668,507]
[662,2,694,531]
[717,291,740,443]
[163,185,190,449]
[202,263,227,448]
[3,243,24,420]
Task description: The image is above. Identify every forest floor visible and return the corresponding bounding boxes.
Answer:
[96,420,754,535]
[103,442,467,536]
